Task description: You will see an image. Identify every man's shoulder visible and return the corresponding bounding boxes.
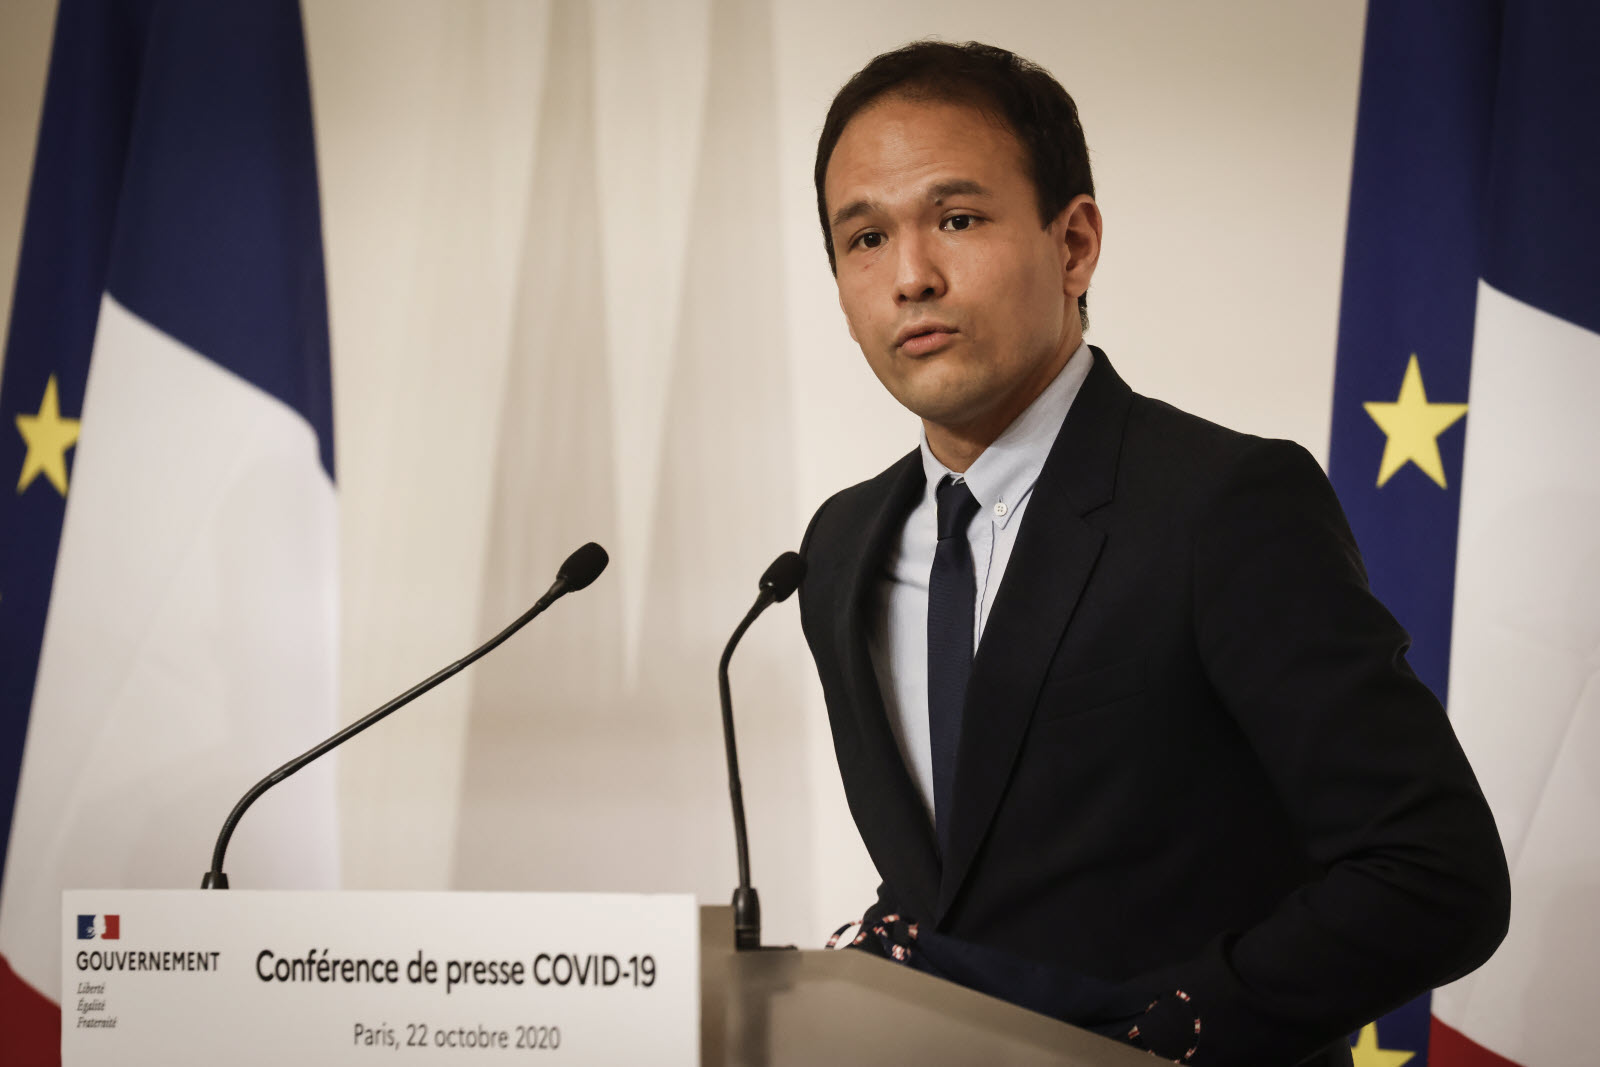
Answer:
[1075,349,1322,499]
[1121,389,1323,496]
[1127,390,1258,461]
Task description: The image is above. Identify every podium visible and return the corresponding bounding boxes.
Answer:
[60,891,1151,1065]
[699,907,1151,1066]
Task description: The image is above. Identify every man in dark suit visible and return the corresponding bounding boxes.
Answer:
[797,41,1509,1066]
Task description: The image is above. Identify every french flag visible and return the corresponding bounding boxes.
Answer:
[0,2,339,1061]
[1328,2,1598,1064]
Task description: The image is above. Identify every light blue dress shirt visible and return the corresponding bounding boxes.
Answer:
[867,343,1094,824]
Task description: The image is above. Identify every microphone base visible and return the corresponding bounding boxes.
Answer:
[732,886,761,951]
[200,871,229,889]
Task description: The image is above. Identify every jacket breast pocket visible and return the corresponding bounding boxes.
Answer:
[1033,656,1146,723]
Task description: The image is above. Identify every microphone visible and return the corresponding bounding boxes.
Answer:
[201,541,609,888]
[719,550,806,949]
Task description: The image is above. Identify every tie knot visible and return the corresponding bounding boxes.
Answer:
[935,476,981,541]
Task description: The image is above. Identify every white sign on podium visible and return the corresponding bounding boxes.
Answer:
[61,889,698,1065]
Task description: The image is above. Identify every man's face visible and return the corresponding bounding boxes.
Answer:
[824,95,1085,442]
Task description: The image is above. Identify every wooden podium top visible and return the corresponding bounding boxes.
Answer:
[698,906,1153,1066]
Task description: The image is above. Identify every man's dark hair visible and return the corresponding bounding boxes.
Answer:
[814,40,1095,328]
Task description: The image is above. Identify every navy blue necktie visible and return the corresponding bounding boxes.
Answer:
[928,476,981,855]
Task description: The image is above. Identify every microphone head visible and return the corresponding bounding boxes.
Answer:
[557,542,609,591]
[758,551,807,603]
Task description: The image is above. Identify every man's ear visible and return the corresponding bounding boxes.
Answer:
[838,290,859,344]
[1052,194,1102,301]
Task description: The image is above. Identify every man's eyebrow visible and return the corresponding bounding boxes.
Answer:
[829,199,877,232]
[928,179,991,202]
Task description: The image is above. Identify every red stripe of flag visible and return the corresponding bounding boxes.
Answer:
[0,952,59,1066]
[1430,1016,1524,1067]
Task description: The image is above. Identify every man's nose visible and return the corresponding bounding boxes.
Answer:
[893,234,946,304]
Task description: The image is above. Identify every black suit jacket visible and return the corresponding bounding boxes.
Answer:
[797,350,1509,1066]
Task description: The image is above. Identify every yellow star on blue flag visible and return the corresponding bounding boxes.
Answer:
[14,374,81,496]
[1350,1023,1416,1067]
[1362,354,1468,489]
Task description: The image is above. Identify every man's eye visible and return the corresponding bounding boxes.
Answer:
[855,232,884,250]
[942,214,976,231]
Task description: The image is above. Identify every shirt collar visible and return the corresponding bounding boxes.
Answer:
[918,342,1094,530]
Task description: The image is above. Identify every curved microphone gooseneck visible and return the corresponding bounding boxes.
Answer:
[201,542,609,889]
[719,550,806,949]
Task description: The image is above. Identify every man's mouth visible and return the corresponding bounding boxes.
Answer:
[896,323,958,356]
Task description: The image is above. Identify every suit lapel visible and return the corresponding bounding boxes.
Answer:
[937,349,1133,920]
[832,451,944,918]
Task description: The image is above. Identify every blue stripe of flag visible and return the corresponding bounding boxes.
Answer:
[104,1,335,474]
[1479,4,1600,328]
[0,0,332,888]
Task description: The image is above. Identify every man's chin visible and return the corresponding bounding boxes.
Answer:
[904,399,992,438]
[884,374,990,426]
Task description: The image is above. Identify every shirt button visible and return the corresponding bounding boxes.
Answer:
[993,501,1008,517]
